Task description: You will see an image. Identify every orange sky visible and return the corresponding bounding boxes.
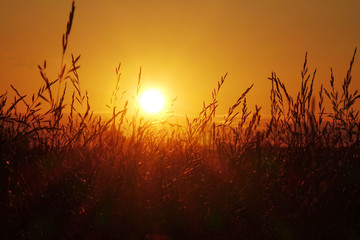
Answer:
[1,0,360,117]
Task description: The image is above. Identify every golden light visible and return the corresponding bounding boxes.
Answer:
[139,89,165,114]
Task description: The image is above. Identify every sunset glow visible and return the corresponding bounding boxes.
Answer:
[1,1,359,116]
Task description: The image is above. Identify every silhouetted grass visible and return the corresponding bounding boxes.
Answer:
[1,1,359,239]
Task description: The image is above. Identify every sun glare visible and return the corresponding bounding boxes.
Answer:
[139,89,165,114]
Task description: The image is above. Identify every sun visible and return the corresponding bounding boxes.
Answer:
[139,89,165,114]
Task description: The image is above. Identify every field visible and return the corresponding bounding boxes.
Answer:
[1,2,360,239]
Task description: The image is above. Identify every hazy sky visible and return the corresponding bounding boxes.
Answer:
[1,0,360,117]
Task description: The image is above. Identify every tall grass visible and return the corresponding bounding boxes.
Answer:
[1,1,359,239]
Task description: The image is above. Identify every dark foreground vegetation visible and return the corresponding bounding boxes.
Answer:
[1,2,359,239]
